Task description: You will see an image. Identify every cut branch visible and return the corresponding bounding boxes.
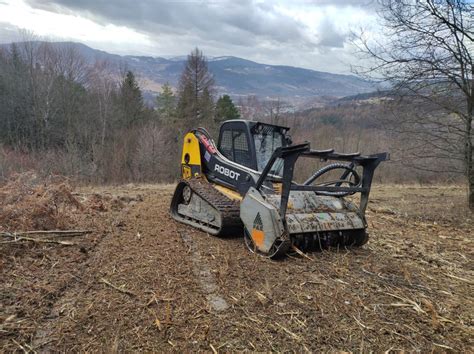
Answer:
[0,233,77,245]
[100,278,136,297]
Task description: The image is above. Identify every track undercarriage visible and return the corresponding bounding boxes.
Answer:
[170,179,242,236]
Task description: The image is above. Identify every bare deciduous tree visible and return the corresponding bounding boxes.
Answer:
[177,48,215,123]
[87,59,118,146]
[355,0,473,209]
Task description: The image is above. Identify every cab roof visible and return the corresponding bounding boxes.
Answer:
[221,119,290,132]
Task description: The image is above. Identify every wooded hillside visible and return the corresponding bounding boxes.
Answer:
[0,41,464,185]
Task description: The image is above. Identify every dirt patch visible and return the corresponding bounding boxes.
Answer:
[178,229,229,312]
[1,182,473,351]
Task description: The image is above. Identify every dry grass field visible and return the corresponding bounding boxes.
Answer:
[1,176,473,352]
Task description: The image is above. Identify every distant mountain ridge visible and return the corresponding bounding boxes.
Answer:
[0,41,376,98]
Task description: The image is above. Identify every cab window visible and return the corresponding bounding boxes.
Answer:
[218,128,252,168]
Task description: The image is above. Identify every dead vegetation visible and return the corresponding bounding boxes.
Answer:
[0,172,84,232]
[0,178,473,352]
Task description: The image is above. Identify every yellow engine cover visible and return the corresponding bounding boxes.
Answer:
[181,132,202,179]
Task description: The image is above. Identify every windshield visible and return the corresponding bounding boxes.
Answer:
[253,128,285,176]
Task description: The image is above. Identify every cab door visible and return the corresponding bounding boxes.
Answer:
[217,121,257,170]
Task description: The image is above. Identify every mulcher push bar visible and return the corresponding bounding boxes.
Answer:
[255,143,389,221]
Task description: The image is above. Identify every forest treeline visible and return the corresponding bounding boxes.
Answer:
[0,41,463,185]
[0,43,239,183]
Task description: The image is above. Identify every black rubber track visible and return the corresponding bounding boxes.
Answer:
[170,178,242,236]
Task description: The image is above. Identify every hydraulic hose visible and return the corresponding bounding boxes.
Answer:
[303,163,361,197]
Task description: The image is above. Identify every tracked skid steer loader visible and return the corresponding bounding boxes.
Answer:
[170,120,388,258]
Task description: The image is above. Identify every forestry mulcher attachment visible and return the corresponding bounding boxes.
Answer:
[170,120,388,258]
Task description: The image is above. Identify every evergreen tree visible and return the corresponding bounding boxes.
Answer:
[118,70,144,128]
[176,48,215,122]
[156,82,176,121]
[215,95,240,123]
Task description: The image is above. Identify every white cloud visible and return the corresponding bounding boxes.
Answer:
[0,0,380,73]
[0,0,151,50]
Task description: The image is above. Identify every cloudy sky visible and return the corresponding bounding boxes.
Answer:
[0,0,379,73]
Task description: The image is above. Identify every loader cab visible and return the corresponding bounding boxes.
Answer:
[217,120,290,175]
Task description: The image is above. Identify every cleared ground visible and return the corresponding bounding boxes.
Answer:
[1,181,473,352]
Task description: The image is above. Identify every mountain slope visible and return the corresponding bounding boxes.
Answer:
[0,41,375,97]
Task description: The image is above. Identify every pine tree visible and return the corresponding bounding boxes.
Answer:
[118,70,144,128]
[177,48,215,122]
[156,82,176,121]
[215,95,240,123]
